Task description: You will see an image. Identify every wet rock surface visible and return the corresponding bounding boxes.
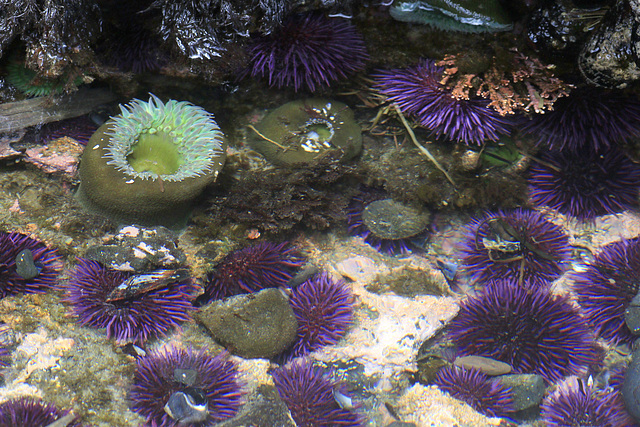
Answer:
[218,385,296,427]
[579,0,640,88]
[84,225,186,272]
[497,373,546,411]
[194,288,298,359]
[626,293,640,335]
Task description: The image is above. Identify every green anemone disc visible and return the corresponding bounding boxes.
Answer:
[127,131,183,175]
[390,0,513,33]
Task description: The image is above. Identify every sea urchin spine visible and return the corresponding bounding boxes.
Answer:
[0,231,62,299]
[284,272,354,359]
[247,13,368,92]
[433,365,514,418]
[272,359,364,427]
[373,59,512,145]
[65,258,195,343]
[201,241,305,301]
[448,280,600,382]
[130,345,243,426]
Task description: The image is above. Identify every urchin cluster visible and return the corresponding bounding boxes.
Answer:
[0,231,62,299]
[272,359,364,427]
[103,94,225,181]
[373,59,512,145]
[448,280,600,382]
[520,87,640,152]
[528,148,640,220]
[284,272,354,359]
[571,237,640,345]
[130,346,243,426]
[65,258,195,343]
[0,397,82,427]
[541,377,633,427]
[201,241,304,301]
[247,13,368,92]
[458,208,571,287]
[433,366,514,418]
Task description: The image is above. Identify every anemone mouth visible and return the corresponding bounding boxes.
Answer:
[103,94,224,182]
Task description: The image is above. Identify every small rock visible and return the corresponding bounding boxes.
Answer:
[336,256,382,283]
[85,225,185,272]
[194,288,298,359]
[625,293,640,335]
[369,265,450,297]
[622,346,640,422]
[24,137,83,175]
[415,354,449,385]
[217,385,296,427]
[453,355,512,376]
[496,374,545,411]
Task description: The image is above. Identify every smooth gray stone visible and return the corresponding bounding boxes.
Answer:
[497,373,545,411]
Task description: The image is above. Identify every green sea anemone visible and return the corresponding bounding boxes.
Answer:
[6,61,83,97]
[77,94,226,228]
[389,0,513,33]
[248,98,362,166]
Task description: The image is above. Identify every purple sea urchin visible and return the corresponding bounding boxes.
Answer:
[373,59,512,145]
[541,377,633,427]
[0,231,61,299]
[571,238,640,345]
[0,397,82,427]
[272,359,364,427]
[65,258,194,343]
[458,208,571,287]
[40,115,99,146]
[247,13,368,92]
[346,189,430,255]
[201,241,304,301]
[448,280,600,382]
[520,87,640,152]
[285,272,353,359]
[131,346,243,426]
[433,365,514,418]
[77,94,227,227]
[528,148,640,220]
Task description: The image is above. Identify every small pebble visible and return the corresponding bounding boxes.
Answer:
[625,293,640,335]
[14,249,40,280]
[453,355,512,376]
[622,348,640,422]
[497,374,545,411]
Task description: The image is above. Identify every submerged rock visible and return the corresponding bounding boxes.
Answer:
[195,288,298,359]
[579,0,640,88]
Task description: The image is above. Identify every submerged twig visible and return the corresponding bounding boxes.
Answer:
[247,124,287,150]
[393,104,456,187]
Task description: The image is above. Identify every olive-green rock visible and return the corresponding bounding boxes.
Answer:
[195,288,298,359]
